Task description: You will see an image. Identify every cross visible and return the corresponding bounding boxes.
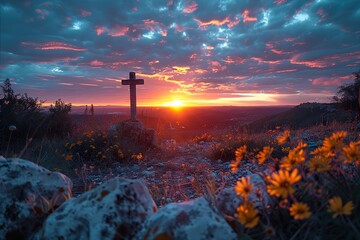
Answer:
[122,72,144,121]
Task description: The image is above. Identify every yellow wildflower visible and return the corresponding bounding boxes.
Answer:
[230,160,239,173]
[289,202,312,220]
[237,202,260,229]
[231,145,247,172]
[311,145,334,160]
[235,145,247,162]
[65,153,72,161]
[328,196,354,218]
[137,153,143,160]
[76,140,83,145]
[266,168,301,198]
[277,130,290,145]
[70,143,76,149]
[234,176,253,200]
[342,141,360,164]
[294,141,308,151]
[281,142,306,170]
[322,131,347,152]
[256,146,273,164]
[307,155,330,172]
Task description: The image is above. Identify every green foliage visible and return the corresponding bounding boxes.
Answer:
[210,134,271,162]
[0,78,45,151]
[333,69,360,113]
[0,79,76,156]
[63,131,125,166]
[46,99,72,138]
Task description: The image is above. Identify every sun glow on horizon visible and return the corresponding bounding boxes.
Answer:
[162,99,186,109]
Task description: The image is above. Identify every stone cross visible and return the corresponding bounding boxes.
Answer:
[122,72,144,121]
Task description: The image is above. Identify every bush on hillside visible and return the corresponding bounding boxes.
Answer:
[0,79,45,151]
[46,99,72,138]
[0,79,74,156]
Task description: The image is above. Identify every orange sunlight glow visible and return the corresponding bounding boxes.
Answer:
[162,99,186,109]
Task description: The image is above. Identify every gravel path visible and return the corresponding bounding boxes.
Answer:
[70,141,256,206]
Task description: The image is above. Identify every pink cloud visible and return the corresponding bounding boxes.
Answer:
[290,55,329,68]
[271,49,292,54]
[167,0,174,6]
[174,24,191,32]
[210,61,227,73]
[275,0,286,5]
[284,38,295,42]
[222,56,245,64]
[311,76,352,86]
[95,26,106,35]
[290,51,360,68]
[22,41,86,51]
[108,25,129,37]
[243,9,257,22]
[183,1,198,13]
[35,9,49,20]
[276,69,297,73]
[251,57,281,65]
[194,17,239,28]
[80,9,91,17]
[133,19,167,36]
[90,60,105,67]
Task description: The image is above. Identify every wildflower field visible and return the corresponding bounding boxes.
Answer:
[226,128,360,239]
[54,121,360,238]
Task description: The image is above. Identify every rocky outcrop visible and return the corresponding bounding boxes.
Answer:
[136,197,237,240]
[215,174,271,216]
[36,178,157,240]
[111,120,157,149]
[0,158,72,239]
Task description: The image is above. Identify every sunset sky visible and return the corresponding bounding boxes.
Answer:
[1,0,359,107]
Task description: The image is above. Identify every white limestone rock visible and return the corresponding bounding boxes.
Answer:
[37,178,157,240]
[0,158,72,239]
[135,197,237,240]
[215,173,271,216]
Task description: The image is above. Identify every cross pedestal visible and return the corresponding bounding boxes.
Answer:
[122,72,144,121]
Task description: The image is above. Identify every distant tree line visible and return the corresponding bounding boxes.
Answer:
[0,78,73,151]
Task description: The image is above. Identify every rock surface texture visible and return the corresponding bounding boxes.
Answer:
[114,120,157,148]
[0,158,72,239]
[37,177,157,240]
[136,197,237,240]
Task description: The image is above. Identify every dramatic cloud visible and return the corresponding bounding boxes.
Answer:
[0,0,359,106]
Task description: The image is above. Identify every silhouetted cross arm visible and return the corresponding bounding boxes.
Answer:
[121,72,144,121]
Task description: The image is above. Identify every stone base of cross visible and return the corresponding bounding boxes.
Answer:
[122,72,144,121]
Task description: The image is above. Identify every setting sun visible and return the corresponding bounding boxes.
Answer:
[163,100,185,108]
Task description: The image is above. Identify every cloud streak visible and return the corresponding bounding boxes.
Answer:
[0,0,359,106]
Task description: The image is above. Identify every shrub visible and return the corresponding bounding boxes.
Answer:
[0,79,45,153]
[63,131,126,166]
[46,99,72,138]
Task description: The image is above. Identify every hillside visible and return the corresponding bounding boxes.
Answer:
[246,102,353,132]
